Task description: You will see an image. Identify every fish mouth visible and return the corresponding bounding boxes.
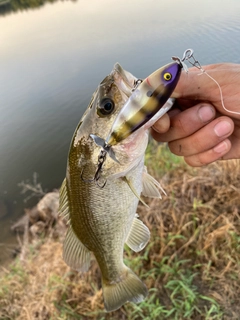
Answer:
[112,63,137,98]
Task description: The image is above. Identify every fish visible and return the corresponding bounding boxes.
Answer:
[59,62,182,312]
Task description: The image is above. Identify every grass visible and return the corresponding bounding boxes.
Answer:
[1,141,240,319]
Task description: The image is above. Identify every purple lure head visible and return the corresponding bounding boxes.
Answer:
[161,62,182,86]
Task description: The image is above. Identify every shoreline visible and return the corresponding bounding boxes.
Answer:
[1,145,240,319]
[1,190,63,268]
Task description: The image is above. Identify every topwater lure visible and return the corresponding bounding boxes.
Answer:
[91,60,182,151]
[106,61,182,146]
[89,50,192,186]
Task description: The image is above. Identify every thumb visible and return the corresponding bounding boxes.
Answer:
[172,63,238,101]
[171,67,216,100]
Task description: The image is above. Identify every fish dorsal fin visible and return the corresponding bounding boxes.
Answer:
[126,215,150,252]
[142,166,166,199]
[63,226,91,272]
[59,178,70,224]
[123,176,149,208]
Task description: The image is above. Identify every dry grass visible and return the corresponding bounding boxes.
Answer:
[1,142,240,320]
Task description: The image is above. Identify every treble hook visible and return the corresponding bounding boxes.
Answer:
[80,149,107,188]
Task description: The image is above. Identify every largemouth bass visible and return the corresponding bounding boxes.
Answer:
[59,62,181,312]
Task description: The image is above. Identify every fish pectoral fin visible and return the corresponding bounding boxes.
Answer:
[63,226,91,272]
[142,166,166,199]
[126,216,150,252]
[59,178,70,224]
[123,176,149,208]
[102,266,148,312]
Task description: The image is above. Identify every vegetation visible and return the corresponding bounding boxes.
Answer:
[1,142,240,319]
[0,0,72,16]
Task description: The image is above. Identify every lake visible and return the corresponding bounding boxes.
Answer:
[1,0,240,263]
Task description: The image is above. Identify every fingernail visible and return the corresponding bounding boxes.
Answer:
[198,105,215,122]
[214,121,232,137]
[213,141,228,153]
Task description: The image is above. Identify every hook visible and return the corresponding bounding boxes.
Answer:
[80,149,107,189]
[80,167,107,189]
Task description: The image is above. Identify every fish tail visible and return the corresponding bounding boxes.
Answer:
[102,266,148,312]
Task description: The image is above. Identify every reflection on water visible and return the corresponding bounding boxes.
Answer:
[1,0,240,263]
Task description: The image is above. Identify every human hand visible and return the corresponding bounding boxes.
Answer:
[151,63,240,166]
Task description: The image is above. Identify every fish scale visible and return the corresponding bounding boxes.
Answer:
[69,166,141,253]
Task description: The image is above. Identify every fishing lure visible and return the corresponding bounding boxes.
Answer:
[90,58,184,165]
[91,61,182,150]
[87,54,188,187]
[106,61,182,146]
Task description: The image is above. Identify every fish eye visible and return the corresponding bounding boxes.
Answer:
[163,72,172,81]
[98,98,115,116]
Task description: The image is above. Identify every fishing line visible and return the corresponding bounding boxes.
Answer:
[181,49,240,116]
[197,69,240,116]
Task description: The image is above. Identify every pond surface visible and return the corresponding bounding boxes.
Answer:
[1,0,240,263]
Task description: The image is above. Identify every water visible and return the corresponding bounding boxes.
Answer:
[0,0,240,263]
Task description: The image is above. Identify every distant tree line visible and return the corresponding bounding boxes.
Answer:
[0,0,76,15]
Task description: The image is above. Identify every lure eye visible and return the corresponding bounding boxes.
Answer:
[163,72,172,81]
[98,98,115,116]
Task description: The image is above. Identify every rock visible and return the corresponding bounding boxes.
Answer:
[37,191,59,222]
[11,191,60,234]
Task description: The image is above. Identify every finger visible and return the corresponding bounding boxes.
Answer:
[171,69,218,100]
[152,103,216,142]
[184,139,231,167]
[222,134,240,160]
[151,113,170,133]
[168,117,234,156]
[172,63,240,110]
